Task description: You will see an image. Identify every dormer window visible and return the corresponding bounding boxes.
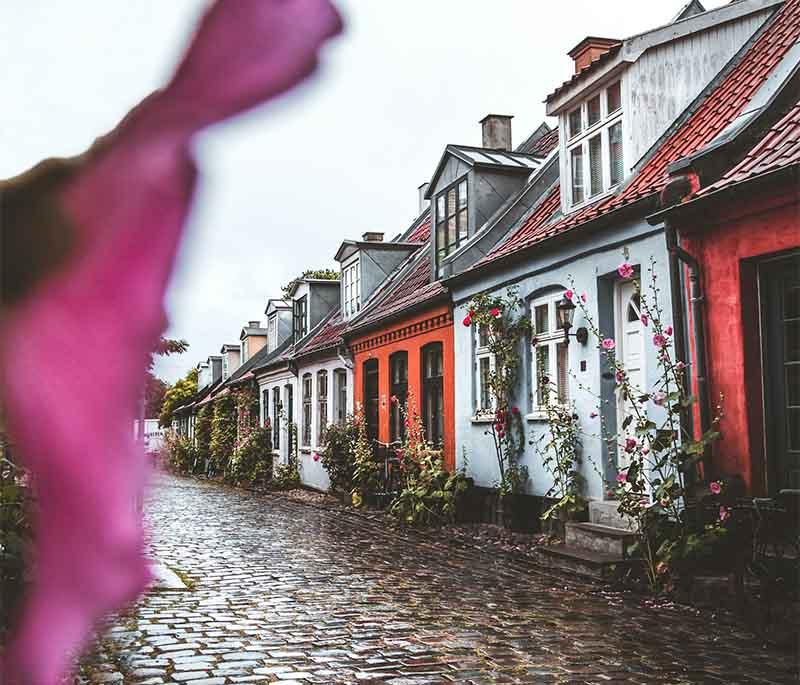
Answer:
[435,177,468,273]
[293,295,307,342]
[564,80,624,209]
[267,315,278,352]
[342,260,360,319]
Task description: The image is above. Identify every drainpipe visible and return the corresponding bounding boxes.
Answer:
[665,220,712,477]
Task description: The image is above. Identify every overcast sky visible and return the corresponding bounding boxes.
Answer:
[1,1,726,383]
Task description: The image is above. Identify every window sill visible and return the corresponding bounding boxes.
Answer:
[525,411,549,422]
[471,415,495,424]
[300,447,312,454]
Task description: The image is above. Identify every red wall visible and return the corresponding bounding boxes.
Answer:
[350,304,455,470]
[682,189,799,494]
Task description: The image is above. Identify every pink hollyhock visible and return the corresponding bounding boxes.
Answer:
[709,481,722,495]
[719,506,731,522]
[491,307,502,318]
[615,370,626,383]
[665,325,673,336]
[390,395,398,404]
[312,452,320,462]
[602,338,616,351]
[676,361,686,371]
[641,446,650,455]
[652,391,667,406]
[640,313,649,327]
[462,314,472,327]
[624,437,638,453]
[581,292,587,303]
[0,2,342,684]
[653,333,668,348]
[616,472,627,483]
[590,411,598,419]
[617,262,634,279]
[564,289,574,301]
[511,406,520,415]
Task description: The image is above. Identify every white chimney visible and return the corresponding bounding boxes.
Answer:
[480,114,513,151]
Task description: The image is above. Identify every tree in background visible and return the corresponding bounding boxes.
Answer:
[281,268,339,298]
[144,376,168,419]
[158,368,199,428]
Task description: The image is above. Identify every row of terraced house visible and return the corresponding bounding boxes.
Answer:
[172,0,799,524]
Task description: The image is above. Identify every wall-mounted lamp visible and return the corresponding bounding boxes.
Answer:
[556,295,588,345]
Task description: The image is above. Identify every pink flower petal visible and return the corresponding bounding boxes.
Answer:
[0,3,341,683]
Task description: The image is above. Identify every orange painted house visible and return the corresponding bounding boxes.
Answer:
[345,240,456,470]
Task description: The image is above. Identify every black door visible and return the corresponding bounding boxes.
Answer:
[363,359,379,441]
[762,254,800,492]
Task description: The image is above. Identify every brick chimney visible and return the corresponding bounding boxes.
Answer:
[567,37,620,74]
[480,114,513,151]
[362,231,384,242]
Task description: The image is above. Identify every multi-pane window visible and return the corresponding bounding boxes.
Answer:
[531,295,570,409]
[422,343,444,447]
[564,80,624,208]
[317,370,328,439]
[272,387,281,450]
[390,352,408,442]
[268,315,278,352]
[302,374,312,447]
[293,296,308,342]
[342,261,361,319]
[435,177,468,273]
[334,369,348,424]
[475,324,495,414]
[262,388,269,428]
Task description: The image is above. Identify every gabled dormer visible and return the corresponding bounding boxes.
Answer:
[334,233,419,320]
[546,0,781,215]
[220,344,241,380]
[264,298,292,353]
[424,115,546,279]
[286,278,341,343]
[239,320,267,363]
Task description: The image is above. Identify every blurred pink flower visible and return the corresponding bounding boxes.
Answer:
[616,472,627,483]
[719,505,731,522]
[624,437,638,453]
[312,452,320,462]
[580,292,587,303]
[564,289,574,301]
[590,410,599,419]
[617,262,634,279]
[0,2,341,683]
[640,313,649,327]
[653,333,668,348]
[710,481,722,495]
[602,338,616,350]
[665,325,673,336]
[652,391,667,406]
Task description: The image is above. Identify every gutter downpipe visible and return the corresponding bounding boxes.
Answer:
[665,219,712,480]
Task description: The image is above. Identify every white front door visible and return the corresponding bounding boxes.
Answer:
[616,280,645,469]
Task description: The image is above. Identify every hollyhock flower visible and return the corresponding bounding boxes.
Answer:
[665,325,673,336]
[312,452,320,462]
[390,395,398,404]
[602,338,616,351]
[617,262,634,279]
[590,411,599,419]
[491,307,502,318]
[581,292,587,303]
[719,506,731,522]
[616,472,627,483]
[564,289,574,301]
[511,407,519,415]
[652,391,667,406]
[640,313,649,327]
[710,481,722,495]
[0,3,342,683]
[615,370,626,383]
[653,333,668,348]
[641,446,650,455]
[462,314,472,327]
[624,437,638,453]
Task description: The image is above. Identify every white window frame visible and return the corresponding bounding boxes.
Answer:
[563,80,624,211]
[529,293,570,417]
[474,324,496,418]
[316,369,328,445]
[333,368,348,425]
[268,315,278,352]
[342,259,361,319]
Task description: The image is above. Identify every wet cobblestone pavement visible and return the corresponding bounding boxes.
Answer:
[83,475,799,684]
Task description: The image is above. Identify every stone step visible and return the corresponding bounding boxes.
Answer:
[565,522,638,558]
[537,543,635,581]
[589,500,637,530]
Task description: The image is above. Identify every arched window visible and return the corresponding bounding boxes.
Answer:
[422,343,444,447]
[389,352,408,442]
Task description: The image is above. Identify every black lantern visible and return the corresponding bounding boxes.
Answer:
[556,295,588,345]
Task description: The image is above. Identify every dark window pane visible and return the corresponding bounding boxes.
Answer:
[458,208,468,241]
[609,122,624,186]
[787,363,800,407]
[785,319,800,362]
[571,146,584,205]
[607,81,621,113]
[589,134,603,197]
[569,108,582,138]
[447,216,457,248]
[785,285,800,319]
[587,95,601,127]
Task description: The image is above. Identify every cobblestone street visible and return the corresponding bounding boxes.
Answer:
[85,475,798,684]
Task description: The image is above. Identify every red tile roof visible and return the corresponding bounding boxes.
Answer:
[406,215,431,243]
[526,127,559,157]
[699,101,800,194]
[294,308,347,358]
[477,0,799,269]
[348,249,446,334]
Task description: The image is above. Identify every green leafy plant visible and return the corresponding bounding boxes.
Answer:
[350,408,380,504]
[281,268,339,298]
[320,417,360,494]
[193,403,212,474]
[209,394,236,476]
[158,367,198,428]
[0,449,31,636]
[272,461,300,490]
[164,431,196,474]
[463,287,531,496]
[229,426,273,485]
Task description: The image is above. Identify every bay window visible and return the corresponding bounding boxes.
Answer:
[564,80,624,209]
[531,294,570,410]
